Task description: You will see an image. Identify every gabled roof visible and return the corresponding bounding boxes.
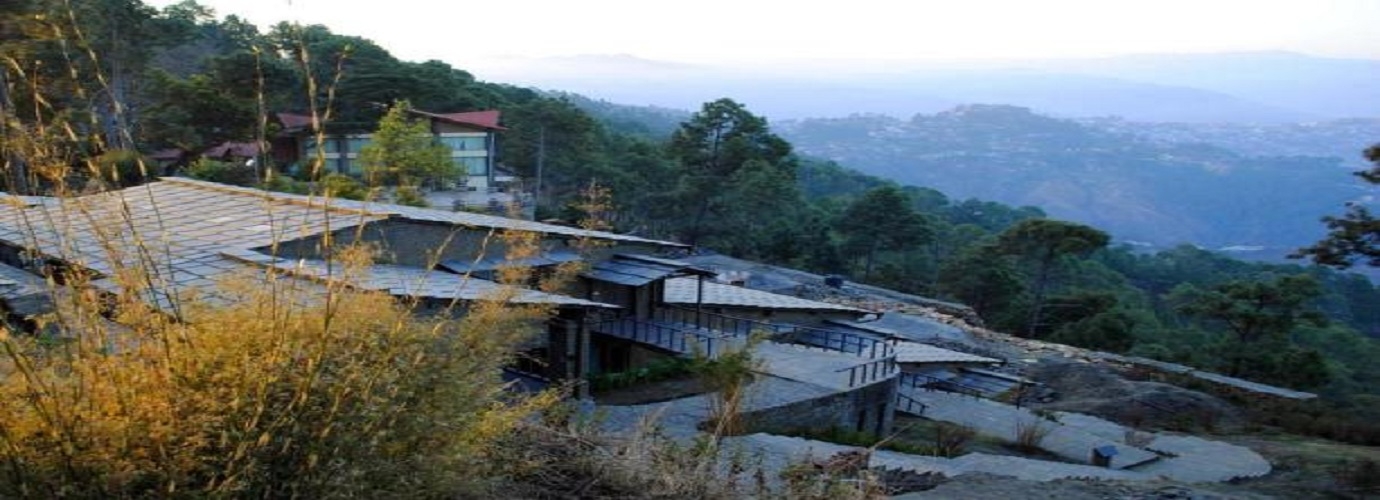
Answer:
[276,112,314,131]
[662,277,870,315]
[203,141,262,159]
[410,109,506,131]
[276,109,505,134]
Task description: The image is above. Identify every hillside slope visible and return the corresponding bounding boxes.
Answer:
[778,105,1362,251]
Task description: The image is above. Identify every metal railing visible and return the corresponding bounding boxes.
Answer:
[598,306,901,387]
[895,392,928,416]
[836,357,899,388]
[657,306,896,360]
[653,306,763,338]
[775,325,895,360]
[592,316,740,358]
[898,371,985,400]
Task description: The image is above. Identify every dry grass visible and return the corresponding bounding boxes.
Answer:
[1012,415,1056,454]
[0,14,569,496]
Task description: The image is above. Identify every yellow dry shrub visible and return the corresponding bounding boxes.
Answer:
[0,253,556,498]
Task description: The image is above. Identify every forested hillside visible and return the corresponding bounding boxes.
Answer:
[4,0,1379,420]
[777,106,1362,253]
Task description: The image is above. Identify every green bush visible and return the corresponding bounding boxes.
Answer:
[321,173,371,201]
[187,157,259,186]
[95,149,154,186]
[589,357,693,391]
[395,185,429,207]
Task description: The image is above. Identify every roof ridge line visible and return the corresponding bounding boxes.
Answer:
[158,177,383,218]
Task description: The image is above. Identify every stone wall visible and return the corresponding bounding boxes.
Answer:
[737,378,896,436]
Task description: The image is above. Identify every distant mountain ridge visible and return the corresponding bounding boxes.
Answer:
[472,51,1380,123]
[777,105,1366,253]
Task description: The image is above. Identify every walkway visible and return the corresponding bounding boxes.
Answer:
[598,375,839,440]
[755,341,893,391]
[898,387,1271,482]
[899,388,1160,469]
[723,433,1146,483]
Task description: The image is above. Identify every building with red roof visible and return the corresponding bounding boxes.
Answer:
[273,108,508,191]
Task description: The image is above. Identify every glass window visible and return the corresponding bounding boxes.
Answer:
[438,136,486,151]
[457,157,488,176]
[303,138,339,154]
[347,137,370,153]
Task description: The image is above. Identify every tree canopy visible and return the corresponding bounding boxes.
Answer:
[1295,144,1380,268]
[357,100,455,187]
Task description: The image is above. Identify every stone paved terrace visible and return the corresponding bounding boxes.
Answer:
[899,388,1160,469]
[755,341,894,391]
[725,434,1147,483]
[1133,434,1271,483]
[898,387,1271,483]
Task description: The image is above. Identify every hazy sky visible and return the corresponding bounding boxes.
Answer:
[148,0,1380,64]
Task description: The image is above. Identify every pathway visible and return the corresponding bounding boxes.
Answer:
[723,433,1147,483]
[899,388,1160,469]
[899,387,1272,482]
[597,375,839,440]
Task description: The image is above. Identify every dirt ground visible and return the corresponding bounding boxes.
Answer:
[1025,361,1245,432]
[894,473,1272,499]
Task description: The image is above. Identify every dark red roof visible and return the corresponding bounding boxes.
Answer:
[203,141,261,158]
[276,112,314,130]
[410,109,506,131]
[149,148,186,161]
[276,109,504,132]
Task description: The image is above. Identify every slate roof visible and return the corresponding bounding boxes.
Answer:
[892,341,1000,365]
[157,178,684,247]
[222,249,615,308]
[438,249,582,274]
[0,192,59,208]
[583,254,715,286]
[0,178,664,310]
[0,261,54,317]
[662,277,870,314]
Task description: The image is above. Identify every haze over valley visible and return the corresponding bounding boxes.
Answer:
[494,51,1380,257]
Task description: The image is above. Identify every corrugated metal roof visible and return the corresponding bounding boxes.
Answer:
[894,341,999,365]
[662,277,869,314]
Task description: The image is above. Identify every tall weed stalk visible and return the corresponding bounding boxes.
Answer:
[0,12,559,497]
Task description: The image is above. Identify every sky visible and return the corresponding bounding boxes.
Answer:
[148,0,1380,66]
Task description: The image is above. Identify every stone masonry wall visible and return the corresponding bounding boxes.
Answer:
[738,378,896,437]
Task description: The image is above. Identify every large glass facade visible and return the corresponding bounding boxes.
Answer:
[301,132,491,179]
